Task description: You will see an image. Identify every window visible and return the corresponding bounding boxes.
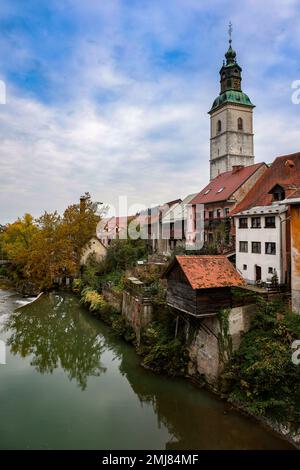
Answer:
[216,209,221,218]
[268,267,274,274]
[269,184,285,202]
[265,242,276,255]
[273,191,285,201]
[251,217,261,228]
[217,187,224,193]
[252,242,261,253]
[239,217,248,228]
[227,79,231,88]
[204,189,210,195]
[265,216,275,228]
[238,117,243,130]
[209,211,213,219]
[217,120,222,133]
[243,264,247,270]
[224,208,230,217]
[239,241,248,253]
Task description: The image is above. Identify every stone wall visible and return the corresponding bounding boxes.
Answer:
[187,304,256,386]
[102,288,123,313]
[103,286,153,344]
[122,291,153,345]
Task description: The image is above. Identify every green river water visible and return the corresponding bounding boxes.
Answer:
[0,289,294,450]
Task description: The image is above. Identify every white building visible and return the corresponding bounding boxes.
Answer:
[234,205,288,284]
[80,237,107,266]
[160,193,197,254]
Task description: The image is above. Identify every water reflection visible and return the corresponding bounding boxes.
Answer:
[3,293,106,390]
[1,291,293,450]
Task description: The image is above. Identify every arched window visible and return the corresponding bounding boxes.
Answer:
[217,120,221,133]
[238,117,243,130]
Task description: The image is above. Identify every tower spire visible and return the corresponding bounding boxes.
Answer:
[228,21,232,45]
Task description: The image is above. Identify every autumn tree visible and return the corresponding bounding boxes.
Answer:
[2,195,106,291]
[62,193,107,265]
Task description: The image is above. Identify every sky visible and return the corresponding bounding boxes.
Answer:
[0,0,300,222]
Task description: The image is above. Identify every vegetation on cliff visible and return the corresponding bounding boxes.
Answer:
[227,296,300,428]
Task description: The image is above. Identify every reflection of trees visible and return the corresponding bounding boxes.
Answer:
[4,293,106,390]
[113,339,292,450]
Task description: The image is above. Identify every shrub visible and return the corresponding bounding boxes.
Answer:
[140,323,188,376]
[228,296,300,424]
[80,287,108,313]
[72,278,84,294]
[111,315,136,341]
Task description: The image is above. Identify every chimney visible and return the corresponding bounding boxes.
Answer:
[232,165,244,174]
[80,192,91,213]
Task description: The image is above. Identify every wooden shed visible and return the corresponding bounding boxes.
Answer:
[163,255,245,317]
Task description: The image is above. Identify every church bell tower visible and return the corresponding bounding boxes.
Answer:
[209,24,255,180]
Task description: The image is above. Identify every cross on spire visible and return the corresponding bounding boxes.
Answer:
[228,21,232,45]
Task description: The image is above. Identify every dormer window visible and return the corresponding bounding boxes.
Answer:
[217,120,222,133]
[268,184,285,202]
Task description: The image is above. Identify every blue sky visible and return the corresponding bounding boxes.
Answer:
[0,0,300,222]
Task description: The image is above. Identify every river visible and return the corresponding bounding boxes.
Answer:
[0,288,294,450]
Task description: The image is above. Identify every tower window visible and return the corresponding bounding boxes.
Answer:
[217,120,222,133]
[238,117,243,130]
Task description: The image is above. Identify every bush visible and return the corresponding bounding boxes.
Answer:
[72,278,84,294]
[111,315,136,341]
[228,296,300,424]
[140,323,188,376]
[80,287,108,313]
[106,238,148,272]
[0,265,7,276]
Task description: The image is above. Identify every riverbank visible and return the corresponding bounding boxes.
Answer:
[0,277,14,290]
[0,288,294,450]
[74,284,300,449]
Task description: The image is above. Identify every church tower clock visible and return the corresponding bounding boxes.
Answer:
[209,24,255,180]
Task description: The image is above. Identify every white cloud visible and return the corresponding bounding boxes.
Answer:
[0,0,300,222]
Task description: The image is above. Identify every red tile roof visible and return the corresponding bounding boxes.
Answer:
[167,255,245,289]
[231,152,300,214]
[190,163,266,205]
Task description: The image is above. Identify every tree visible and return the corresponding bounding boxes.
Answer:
[1,195,107,291]
[62,193,107,265]
[2,213,37,267]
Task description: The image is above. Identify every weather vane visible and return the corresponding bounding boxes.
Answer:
[228,21,232,45]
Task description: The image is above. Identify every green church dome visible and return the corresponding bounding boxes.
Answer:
[210,90,254,113]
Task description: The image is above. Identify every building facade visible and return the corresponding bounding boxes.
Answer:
[80,237,107,265]
[234,205,288,284]
[232,152,300,286]
[209,35,255,180]
[188,163,267,252]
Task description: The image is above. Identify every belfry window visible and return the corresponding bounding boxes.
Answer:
[217,120,222,133]
[238,117,243,130]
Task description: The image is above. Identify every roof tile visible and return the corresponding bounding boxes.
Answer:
[232,152,300,214]
[173,255,245,289]
[190,163,265,205]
